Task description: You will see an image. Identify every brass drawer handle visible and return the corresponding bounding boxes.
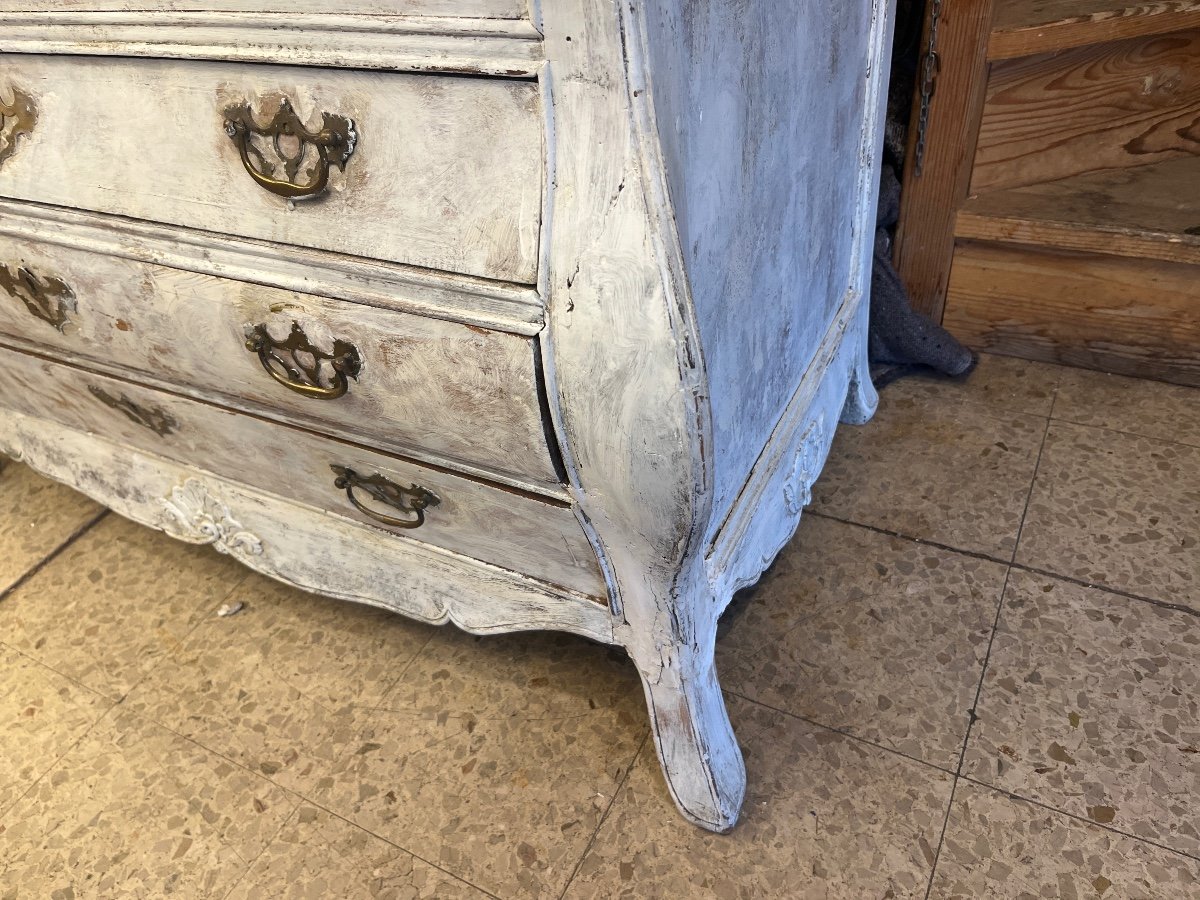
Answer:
[245,322,361,400]
[223,97,357,201]
[331,465,438,530]
[0,86,36,168]
[0,263,75,332]
[88,385,179,437]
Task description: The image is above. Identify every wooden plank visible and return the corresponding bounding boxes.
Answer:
[957,157,1200,264]
[0,55,543,285]
[972,30,1200,193]
[0,345,607,596]
[943,240,1200,386]
[989,0,1200,58]
[894,0,997,321]
[0,234,564,490]
[0,0,526,16]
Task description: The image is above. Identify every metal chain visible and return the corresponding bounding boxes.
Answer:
[913,0,943,177]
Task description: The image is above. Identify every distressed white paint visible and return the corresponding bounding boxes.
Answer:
[0,13,545,75]
[0,234,563,489]
[0,0,893,833]
[0,1,528,18]
[1,411,613,643]
[0,55,543,283]
[0,348,603,596]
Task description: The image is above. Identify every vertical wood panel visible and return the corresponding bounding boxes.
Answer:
[893,0,996,321]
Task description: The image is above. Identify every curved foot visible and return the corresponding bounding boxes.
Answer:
[841,301,878,425]
[633,639,746,832]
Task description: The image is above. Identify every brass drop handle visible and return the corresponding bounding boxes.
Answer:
[331,465,439,530]
[245,322,361,400]
[0,263,75,332]
[223,97,357,201]
[0,86,37,168]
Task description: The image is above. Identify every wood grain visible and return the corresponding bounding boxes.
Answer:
[893,0,996,320]
[957,156,1200,264]
[943,240,1200,385]
[989,0,1200,58]
[0,54,543,284]
[0,234,564,489]
[0,345,605,595]
[972,31,1200,193]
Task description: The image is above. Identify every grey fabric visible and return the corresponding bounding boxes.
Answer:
[868,164,975,385]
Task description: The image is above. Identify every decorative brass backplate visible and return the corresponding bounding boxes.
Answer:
[331,465,438,530]
[0,263,76,332]
[0,87,36,168]
[223,97,357,200]
[87,385,179,437]
[245,321,362,400]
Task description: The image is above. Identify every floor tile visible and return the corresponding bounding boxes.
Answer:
[963,570,1200,857]
[0,708,295,898]
[1017,422,1200,610]
[0,645,112,816]
[883,352,1063,418]
[0,514,250,699]
[930,780,1200,899]
[812,394,1046,558]
[1053,367,1200,449]
[0,460,102,594]
[224,805,488,900]
[565,695,954,900]
[718,515,1006,769]
[121,572,434,796]
[308,627,647,900]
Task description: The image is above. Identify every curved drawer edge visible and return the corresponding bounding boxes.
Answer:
[0,409,616,645]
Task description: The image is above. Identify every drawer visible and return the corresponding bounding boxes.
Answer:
[0,237,562,489]
[0,2,526,14]
[0,55,542,284]
[0,348,605,597]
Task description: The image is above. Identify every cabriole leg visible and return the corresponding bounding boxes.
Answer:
[626,622,746,832]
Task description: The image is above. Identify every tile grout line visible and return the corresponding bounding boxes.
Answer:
[922,394,1057,897]
[557,729,651,900]
[0,508,109,606]
[1051,415,1200,453]
[959,775,1200,865]
[724,689,959,779]
[0,695,123,823]
[218,802,304,900]
[104,704,505,900]
[809,509,1200,620]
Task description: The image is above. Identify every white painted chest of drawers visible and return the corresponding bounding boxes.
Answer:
[0,1,893,831]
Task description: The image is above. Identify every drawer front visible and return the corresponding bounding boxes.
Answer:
[0,2,526,14]
[0,55,542,284]
[0,348,604,597]
[0,238,561,489]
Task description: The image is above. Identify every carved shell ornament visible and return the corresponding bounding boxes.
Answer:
[783,414,829,516]
[0,86,36,168]
[159,479,265,562]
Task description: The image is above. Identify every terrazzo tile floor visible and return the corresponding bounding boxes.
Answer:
[1,353,1198,898]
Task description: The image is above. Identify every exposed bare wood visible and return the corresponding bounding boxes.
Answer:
[894,0,996,321]
[957,157,1200,264]
[944,240,1200,385]
[972,30,1200,193]
[989,0,1200,58]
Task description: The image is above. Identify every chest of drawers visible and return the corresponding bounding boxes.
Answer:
[0,1,893,831]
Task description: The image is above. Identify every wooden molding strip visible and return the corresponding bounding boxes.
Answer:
[989,2,1200,60]
[0,12,544,76]
[0,200,545,336]
[956,211,1200,267]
